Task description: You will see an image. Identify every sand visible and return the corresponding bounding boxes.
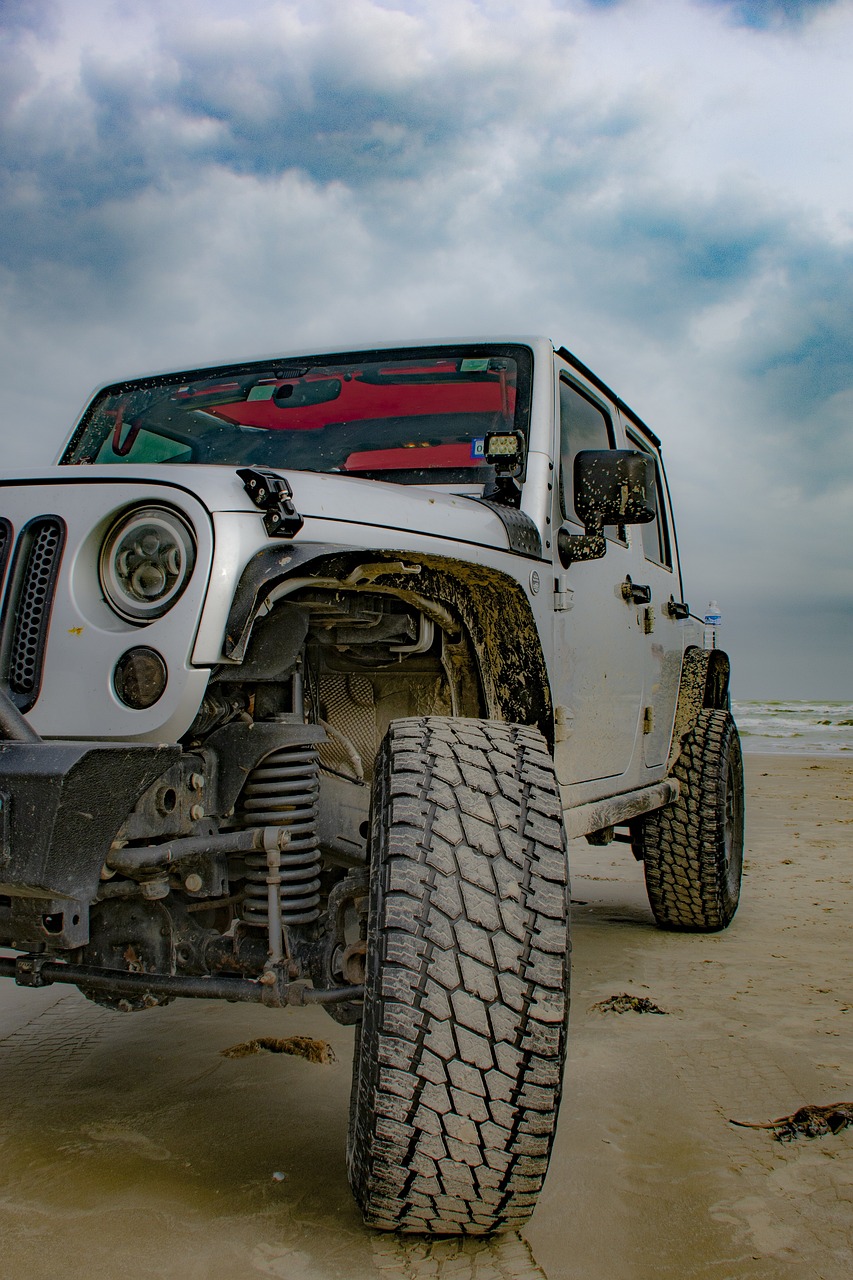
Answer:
[0,753,850,1279]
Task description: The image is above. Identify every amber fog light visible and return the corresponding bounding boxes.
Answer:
[114,648,167,709]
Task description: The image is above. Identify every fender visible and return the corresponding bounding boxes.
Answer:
[668,644,731,765]
[223,545,553,743]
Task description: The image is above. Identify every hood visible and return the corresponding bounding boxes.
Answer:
[0,464,515,556]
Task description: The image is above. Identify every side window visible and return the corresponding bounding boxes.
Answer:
[627,432,672,569]
[558,377,614,524]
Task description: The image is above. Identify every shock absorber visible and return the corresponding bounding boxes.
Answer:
[236,742,322,927]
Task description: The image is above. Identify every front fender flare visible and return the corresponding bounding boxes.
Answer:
[222,546,553,743]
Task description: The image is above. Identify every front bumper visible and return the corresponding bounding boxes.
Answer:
[0,738,178,948]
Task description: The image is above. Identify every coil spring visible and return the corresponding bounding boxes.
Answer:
[237,743,321,927]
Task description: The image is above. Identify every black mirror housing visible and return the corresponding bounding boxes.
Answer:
[558,450,657,568]
[574,450,656,528]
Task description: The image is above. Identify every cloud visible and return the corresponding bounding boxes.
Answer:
[1,0,852,694]
[0,0,61,35]
[2,2,575,268]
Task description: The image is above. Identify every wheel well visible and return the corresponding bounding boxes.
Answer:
[395,553,553,742]
[225,547,554,746]
[669,645,731,764]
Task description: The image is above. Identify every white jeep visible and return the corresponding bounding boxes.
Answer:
[0,337,743,1233]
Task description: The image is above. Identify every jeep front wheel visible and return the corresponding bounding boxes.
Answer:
[634,708,744,931]
[347,716,570,1234]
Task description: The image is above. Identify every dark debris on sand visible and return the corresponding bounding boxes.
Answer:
[590,993,669,1015]
[730,1102,853,1141]
[220,1035,336,1063]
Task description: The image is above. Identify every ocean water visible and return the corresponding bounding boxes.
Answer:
[732,701,853,755]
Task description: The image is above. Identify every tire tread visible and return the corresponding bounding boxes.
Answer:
[636,708,744,931]
[348,717,570,1234]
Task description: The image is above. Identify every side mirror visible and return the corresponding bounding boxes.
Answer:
[575,450,657,527]
[558,449,656,567]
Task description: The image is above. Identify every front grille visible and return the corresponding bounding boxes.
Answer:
[2,517,66,711]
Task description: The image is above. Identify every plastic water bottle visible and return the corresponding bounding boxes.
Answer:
[703,600,722,649]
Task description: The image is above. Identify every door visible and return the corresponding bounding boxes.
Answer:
[622,422,686,770]
[551,368,645,787]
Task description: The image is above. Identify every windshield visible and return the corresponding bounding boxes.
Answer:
[61,344,532,487]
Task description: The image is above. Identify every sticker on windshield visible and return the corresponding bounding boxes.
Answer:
[460,359,491,373]
[471,438,485,459]
[248,383,277,401]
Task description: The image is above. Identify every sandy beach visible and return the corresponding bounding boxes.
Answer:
[0,752,849,1279]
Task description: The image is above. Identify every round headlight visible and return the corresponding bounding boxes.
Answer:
[100,506,195,622]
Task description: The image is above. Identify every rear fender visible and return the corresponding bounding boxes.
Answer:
[668,645,731,766]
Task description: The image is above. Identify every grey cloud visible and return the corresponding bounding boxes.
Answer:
[711,240,853,492]
[3,1,850,482]
[3,4,850,406]
[1,4,580,273]
[516,175,853,498]
[741,247,853,405]
[0,0,61,35]
[2,0,853,696]
[0,36,37,120]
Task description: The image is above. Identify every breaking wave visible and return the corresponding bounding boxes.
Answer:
[732,701,853,755]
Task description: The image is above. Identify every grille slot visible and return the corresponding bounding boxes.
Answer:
[0,519,11,590]
[3,517,66,711]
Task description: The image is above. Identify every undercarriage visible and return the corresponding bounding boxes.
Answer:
[0,572,494,1019]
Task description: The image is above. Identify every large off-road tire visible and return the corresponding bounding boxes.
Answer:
[634,708,744,931]
[347,717,570,1234]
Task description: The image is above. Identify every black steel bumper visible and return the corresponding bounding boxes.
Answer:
[0,736,179,948]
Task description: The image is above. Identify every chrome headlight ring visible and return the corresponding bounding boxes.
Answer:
[100,505,196,623]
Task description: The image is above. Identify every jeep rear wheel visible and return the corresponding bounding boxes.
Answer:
[347,717,570,1234]
[635,708,744,931]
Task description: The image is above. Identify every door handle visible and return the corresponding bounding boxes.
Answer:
[621,577,651,605]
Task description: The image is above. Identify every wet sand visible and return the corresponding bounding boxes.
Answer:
[0,753,850,1279]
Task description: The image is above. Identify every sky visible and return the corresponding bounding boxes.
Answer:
[1,0,851,699]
